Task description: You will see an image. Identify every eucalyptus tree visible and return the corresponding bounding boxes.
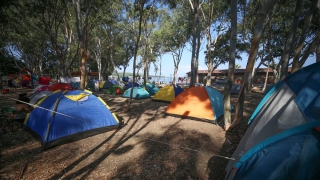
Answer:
[127,0,148,103]
[140,3,160,88]
[3,0,83,80]
[279,0,303,80]
[223,0,237,131]
[188,0,202,87]
[291,0,320,72]
[231,0,279,131]
[73,0,94,89]
[154,7,190,85]
[201,0,229,86]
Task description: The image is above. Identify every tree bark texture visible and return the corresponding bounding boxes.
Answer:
[224,0,237,131]
[279,0,303,80]
[291,0,319,72]
[234,0,279,129]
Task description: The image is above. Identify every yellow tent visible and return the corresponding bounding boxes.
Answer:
[152,85,183,102]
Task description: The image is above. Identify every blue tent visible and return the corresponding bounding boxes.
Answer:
[24,90,119,150]
[227,121,320,180]
[125,82,140,90]
[226,62,320,179]
[111,79,118,85]
[140,83,159,95]
[122,87,150,99]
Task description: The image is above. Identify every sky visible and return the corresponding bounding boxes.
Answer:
[117,46,317,79]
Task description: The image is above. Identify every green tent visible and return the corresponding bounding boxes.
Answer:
[106,85,124,95]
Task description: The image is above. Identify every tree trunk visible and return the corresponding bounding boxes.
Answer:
[73,0,91,90]
[109,29,119,82]
[123,66,127,78]
[195,15,202,84]
[293,31,320,71]
[232,0,279,131]
[279,0,303,80]
[94,39,102,82]
[291,0,319,72]
[189,0,199,87]
[159,55,162,84]
[262,60,270,92]
[205,29,212,86]
[143,57,149,89]
[224,0,237,131]
[129,1,145,104]
[250,61,262,90]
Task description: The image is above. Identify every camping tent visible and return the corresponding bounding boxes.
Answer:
[24,90,120,150]
[100,81,114,89]
[166,86,224,123]
[226,62,320,179]
[140,83,159,95]
[231,84,241,94]
[28,91,52,105]
[263,84,275,95]
[49,83,73,91]
[111,79,118,85]
[33,84,50,92]
[106,85,124,95]
[152,85,184,102]
[226,121,320,180]
[125,82,140,90]
[122,87,150,99]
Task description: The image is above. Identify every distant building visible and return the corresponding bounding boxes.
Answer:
[186,67,292,84]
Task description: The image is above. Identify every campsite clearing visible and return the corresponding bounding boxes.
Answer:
[0,87,264,180]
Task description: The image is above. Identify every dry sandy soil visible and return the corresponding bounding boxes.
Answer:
[0,86,264,180]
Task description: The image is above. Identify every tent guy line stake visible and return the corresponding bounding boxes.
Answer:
[2,95,235,161]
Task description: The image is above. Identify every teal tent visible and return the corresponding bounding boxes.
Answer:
[122,87,150,99]
[140,83,159,95]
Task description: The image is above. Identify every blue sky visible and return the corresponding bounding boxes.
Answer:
[117,47,317,79]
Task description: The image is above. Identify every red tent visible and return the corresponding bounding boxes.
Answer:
[49,83,73,91]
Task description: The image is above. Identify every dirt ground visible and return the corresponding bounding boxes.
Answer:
[0,86,264,180]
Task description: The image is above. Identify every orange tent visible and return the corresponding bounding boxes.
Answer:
[166,86,224,123]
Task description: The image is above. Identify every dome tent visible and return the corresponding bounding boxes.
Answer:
[226,62,320,179]
[100,80,114,89]
[152,85,184,102]
[140,83,159,95]
[166,86,225,123]
[106,85,124,95]
[24,90,120,150]
[122,87,150,99]
[125,82,140,90]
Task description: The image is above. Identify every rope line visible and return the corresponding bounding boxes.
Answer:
[1,94,235,160]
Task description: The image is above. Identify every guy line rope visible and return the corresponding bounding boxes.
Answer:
[1,95,235,161]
